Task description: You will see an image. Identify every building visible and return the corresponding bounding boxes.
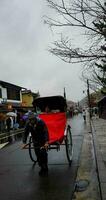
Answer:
[98,96,106,119]
[0,80,23,112]
[0,80,40,113]
[21,89,40,108]
[67,100,77,117]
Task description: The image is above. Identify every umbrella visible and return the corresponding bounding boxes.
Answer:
[22,112,38,120]
[22,111,32,120]
[6,112,17,117]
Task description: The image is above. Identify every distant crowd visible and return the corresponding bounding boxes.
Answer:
[0,112,26,133]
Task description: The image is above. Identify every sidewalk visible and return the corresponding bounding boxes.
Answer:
[73,116,106,200]
[92,117,106,200]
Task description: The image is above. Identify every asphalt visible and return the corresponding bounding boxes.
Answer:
[0,115,106,200]
[73,114,106,200]
[0,115,84,200]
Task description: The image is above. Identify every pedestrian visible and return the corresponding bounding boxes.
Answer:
[6,116,12,142]
[94,107,98,119]
[10,117,14,130]
[6,117,11,132]
[82,109,86,121]
[22,112,49,176]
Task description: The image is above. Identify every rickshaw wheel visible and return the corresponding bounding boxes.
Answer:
[65,125,73,165]
[29,136,37,163]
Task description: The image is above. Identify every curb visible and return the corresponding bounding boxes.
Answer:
[91,118,106,200]
[73,119,101,200]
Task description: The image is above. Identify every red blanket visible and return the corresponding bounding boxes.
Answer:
[39,112,66,144]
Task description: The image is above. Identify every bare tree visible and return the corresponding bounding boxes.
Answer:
[45,0,106,88]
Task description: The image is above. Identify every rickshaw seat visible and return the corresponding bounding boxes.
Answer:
[39,112,66,144]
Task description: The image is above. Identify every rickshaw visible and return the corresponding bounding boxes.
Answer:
[26,95,73,165]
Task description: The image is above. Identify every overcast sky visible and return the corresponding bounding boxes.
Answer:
[0,0,87,102]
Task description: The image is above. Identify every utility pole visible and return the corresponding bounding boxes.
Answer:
[87,79,92,119]
[64,87,66,100]
[87,79,92,133]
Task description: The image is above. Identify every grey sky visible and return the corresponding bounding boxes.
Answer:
[0,0,87,102]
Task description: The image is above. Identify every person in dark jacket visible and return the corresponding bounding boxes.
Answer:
[22,113,49,176]
[6,117,11,132]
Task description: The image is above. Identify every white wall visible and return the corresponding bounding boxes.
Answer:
[0,86,7,103]
[2,87,7,99]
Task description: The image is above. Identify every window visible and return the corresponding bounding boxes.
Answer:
[7,87,20,100]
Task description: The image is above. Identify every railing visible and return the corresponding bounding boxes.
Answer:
[0,128,24,144]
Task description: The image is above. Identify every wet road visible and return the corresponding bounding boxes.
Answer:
[0,114,86,200]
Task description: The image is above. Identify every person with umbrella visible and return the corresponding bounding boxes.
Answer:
[22,112,49,176]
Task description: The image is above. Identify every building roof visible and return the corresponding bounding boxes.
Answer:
[22,89,39,97]
[0,80,24,90]
[98,96,106,104]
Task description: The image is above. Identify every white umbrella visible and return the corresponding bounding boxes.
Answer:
[6,112,17,117]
